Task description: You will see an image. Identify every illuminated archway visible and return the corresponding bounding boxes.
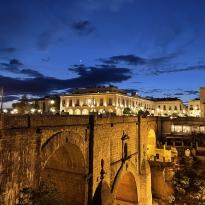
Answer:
[74,109,81,115]
[116,109,122,116]
[67,109,73,115]
[82,109,89,115]
[98,109,105,114]
[114,172,138,205]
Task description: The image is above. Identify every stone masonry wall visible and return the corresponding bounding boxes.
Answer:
[0,114,158,205]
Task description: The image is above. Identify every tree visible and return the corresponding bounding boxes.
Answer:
[171,157,205,205]
[12,95,31,114]
[137,110,150,117]
[16,181,62,205]
[123,107,132,115]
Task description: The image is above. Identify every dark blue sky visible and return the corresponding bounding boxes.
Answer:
[0,0,205,106]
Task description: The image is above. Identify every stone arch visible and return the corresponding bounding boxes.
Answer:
[41,131,85,166]
[108,108,114,113]
[146,129,156,160]
[67,109,73,115]
[98,109,105,114]
[74,109,81,115]
[116,108,122,116]
[112,162,139,205]
[41,131,86,205]
[82,109,89,115]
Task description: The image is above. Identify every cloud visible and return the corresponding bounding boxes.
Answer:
[99,53,205,76]
[99,53,179,66]
[3,95,20,102]
[69,64,131,85]
[0,64,131,96]
[0,59,44,78]
[99,55,146,65]
[71,20,95,35]
[151,64,205,75]
[0,47,16,53]
[37,31,54,51]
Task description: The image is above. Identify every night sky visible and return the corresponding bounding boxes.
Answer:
[1,0,205,107]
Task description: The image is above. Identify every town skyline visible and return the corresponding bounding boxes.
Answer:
[1,0,205,107]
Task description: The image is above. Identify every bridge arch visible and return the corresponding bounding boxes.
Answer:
[112,163,139,205]
[41,131,87,205]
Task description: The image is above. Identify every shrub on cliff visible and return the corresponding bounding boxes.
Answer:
[16,181,62,205]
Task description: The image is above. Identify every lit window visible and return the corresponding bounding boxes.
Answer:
[100,99,104,106]
[108,98,113,106]
[75,99,80,106]
[62,100,66,106]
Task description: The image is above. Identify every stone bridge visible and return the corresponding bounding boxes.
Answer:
[0,114,159,205]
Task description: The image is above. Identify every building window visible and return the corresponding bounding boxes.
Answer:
[126,100,129,106]
[62,100,65,106]
[75,99,80,106]
[83,99,87,106]
[156,154,159,159]
[122,99,125,106]
[174,125,183,133]
[100,98,104,106]
[108,98,113,106]
[163,105,166,110]
[69,99,72,107]
[118,98,120,106]
[190,105,193,110]
[169,106,172,110]
[174,106,177,110]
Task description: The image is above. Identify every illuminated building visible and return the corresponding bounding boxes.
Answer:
[188,98,201,117]
[60,87,155,116]
[60,87,187,116]
[151,98,186,117]
[200,87,205,118]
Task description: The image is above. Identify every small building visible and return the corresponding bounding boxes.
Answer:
[200,87,205,118]
[31,96,60,114]
[150,98,187,117]
[188,98,200,117]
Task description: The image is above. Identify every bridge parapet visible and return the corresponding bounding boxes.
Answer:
[0,114,90,129]
[0,114,143,130]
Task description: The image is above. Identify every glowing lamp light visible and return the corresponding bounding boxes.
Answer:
[11,109,18,114]
[50,108,56,113]
[50,100,55,105]
[31,108,35,113]
[3,109,8,113]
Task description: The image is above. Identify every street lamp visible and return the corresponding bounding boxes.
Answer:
[50,100,55,105]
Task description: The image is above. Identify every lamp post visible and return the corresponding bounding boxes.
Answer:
[0,87,4,113]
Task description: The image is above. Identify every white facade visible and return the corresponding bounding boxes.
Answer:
[60,92,154,116]
[188,99,201,117]
[60,88,187,116]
